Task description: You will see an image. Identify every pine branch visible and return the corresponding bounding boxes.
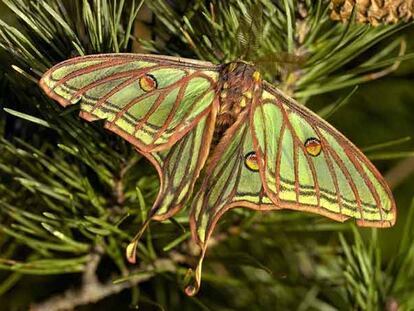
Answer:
[30,252,175,311]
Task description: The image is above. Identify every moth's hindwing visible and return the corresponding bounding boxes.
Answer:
[144,111,216,220]
[190,111,274,246]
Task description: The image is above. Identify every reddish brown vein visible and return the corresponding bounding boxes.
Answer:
[281,106,322,207]
[130,71,207,137]
[300,146,321,207]
[110,69,190,129]
[225,141,246,205]
[61,66,158,107]
[153,86,214,144]
[162,72,217,127]
[343,147,384,222]
[78,65,158,109]
[209,128,247,219]
[87,74,145,113]
[198,114,249,219]
[155,110,215,220]
[151,78,190,143]
[257,103,269,195]
[209,123,247,192]
[282,111,321,207]
[52,58,131,90]
[169,82,215,132]
[166,128,192,200]
[132,91,169,134]
[318,131,364,220]
[293,132,300,202]
[275,123,286,197]
[313,127,342,215]
[279,105,300,202]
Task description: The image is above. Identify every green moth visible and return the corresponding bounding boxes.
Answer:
[39,54,396,295]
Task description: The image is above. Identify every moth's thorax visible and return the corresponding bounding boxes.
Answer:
[214,61,262,140]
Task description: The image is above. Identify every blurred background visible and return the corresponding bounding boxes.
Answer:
[0,0,414,310]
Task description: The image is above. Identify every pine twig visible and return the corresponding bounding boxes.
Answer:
[30,251,176,311]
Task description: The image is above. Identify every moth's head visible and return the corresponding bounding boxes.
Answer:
[225,59,254,71]
[221,61,261,83]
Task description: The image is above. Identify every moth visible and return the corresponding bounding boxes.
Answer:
[39,54,396,295]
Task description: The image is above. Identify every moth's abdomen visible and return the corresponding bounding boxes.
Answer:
[214,62,262,142]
